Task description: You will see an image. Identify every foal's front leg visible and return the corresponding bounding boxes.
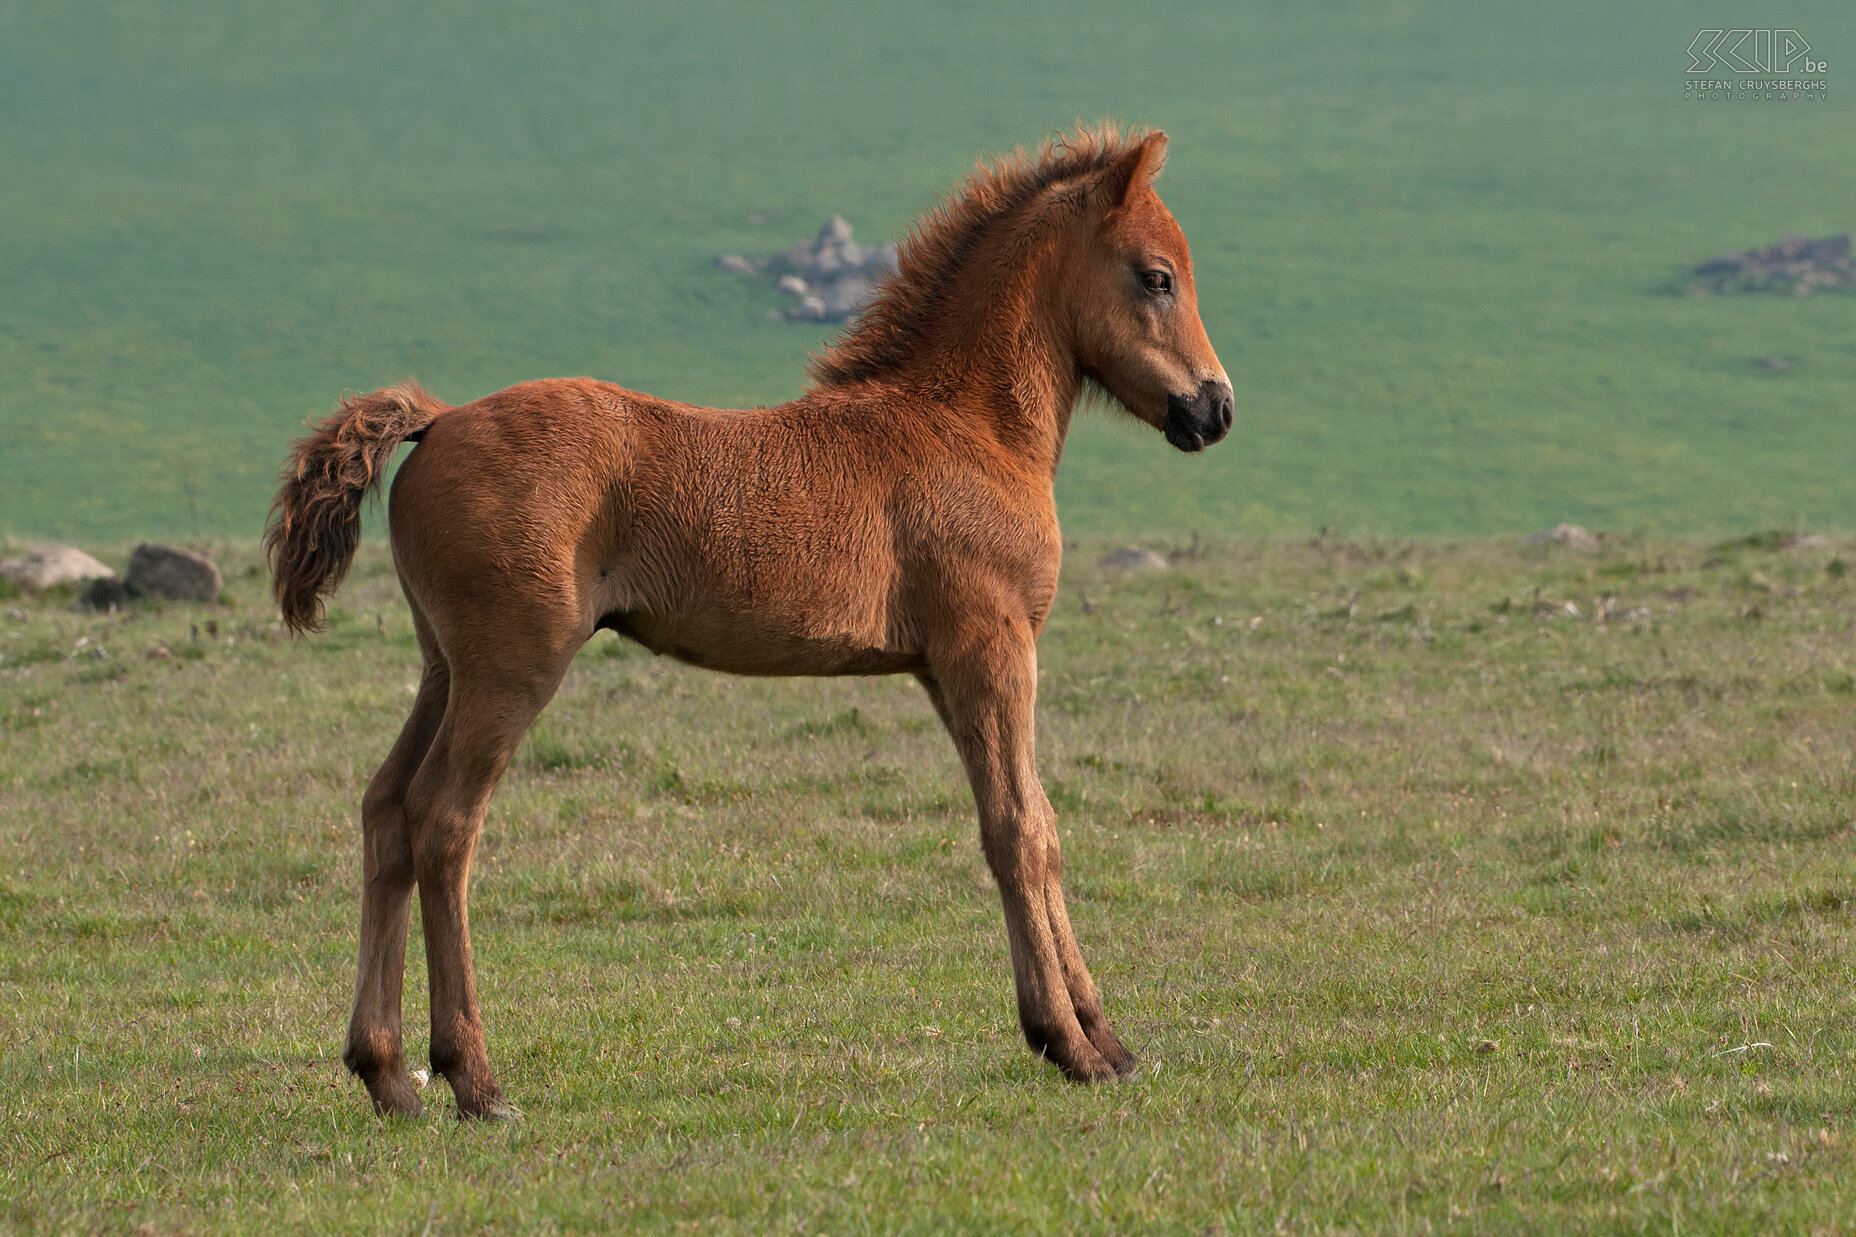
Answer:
[924,632,1130,1082]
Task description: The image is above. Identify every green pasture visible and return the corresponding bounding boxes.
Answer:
[7,533,1856,1232]
[2,1,1855,543]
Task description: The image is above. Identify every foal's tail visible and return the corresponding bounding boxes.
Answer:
[265,381,451,635]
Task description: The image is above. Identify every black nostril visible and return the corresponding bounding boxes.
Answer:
[1218,395,1233,431]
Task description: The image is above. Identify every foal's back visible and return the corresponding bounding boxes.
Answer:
[388,377,1058,677]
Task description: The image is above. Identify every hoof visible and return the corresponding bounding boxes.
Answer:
[457,1095,522,1123]
[1025,1017,1121,1082]
[348,1050,426,1119]
[433,1053,514,1121]
[361,1073,426,1119]
[1086,1027,1138,1079]
[1060,1054,1122,1084]
[1042,1039,1120,1083]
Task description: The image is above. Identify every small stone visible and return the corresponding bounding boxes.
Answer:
[785,295,828,321]
[0,545,115,592]
[1688,233,1853,295]
[125,543,221,602]
[1526,523,1600,553]
[819,276,875,317]
[1099,546,1169,571]
[863,242,901,278]
[728,218,898,323]
[78,577,132,611]
[779,239,817,270]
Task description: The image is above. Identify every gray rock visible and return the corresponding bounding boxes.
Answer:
[820,276,875,317]
[777,239,817,271]
[1099,546,1170,571]
[0,544,115,592]
[125,543,221,601]
[723,217,897,323]
[1688,233,1854,295]
[785,294,829,322]
[1526,523,1601,552]
[78,577,132,611]
[863,242,900,278]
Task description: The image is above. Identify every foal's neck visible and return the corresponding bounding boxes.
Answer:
[896,222,1083,479]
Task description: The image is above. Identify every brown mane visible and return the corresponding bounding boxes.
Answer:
[807,122,1152,389]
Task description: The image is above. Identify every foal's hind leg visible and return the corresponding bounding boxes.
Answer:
[402,637,576,1119]
[922,629,1127,1082]
[344,611,449,1117]
[1040,850,1137,1076]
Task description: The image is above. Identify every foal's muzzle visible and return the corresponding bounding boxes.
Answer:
[1162,379,1235,453]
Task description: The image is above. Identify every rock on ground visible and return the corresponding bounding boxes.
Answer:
[1687,233,1853,296]
[720,216,901,323]
[1526,523,1601,552]
[125,543,221,601]
[79,577,133,611]
[0,545,115,592]
[1099,546,1170,570]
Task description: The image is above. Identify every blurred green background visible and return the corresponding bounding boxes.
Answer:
[2,1,1852,542]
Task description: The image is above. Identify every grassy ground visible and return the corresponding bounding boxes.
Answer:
[4,1,1856,543]
[5,533,1856,1232]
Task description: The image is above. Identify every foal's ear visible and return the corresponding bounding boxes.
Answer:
[1099,131,1169,210]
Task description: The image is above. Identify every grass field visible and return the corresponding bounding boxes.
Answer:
[4,2,1856,543]
[7,532,1856,1232]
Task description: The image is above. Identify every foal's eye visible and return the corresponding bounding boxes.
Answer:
[1140,269,1173,296]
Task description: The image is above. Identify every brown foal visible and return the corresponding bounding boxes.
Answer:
[267,124,1231,1119]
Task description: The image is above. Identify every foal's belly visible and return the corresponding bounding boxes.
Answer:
[592,469,927,676]
[599,607,924,677]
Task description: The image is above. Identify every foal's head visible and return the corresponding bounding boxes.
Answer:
[1066,131,1233,453]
